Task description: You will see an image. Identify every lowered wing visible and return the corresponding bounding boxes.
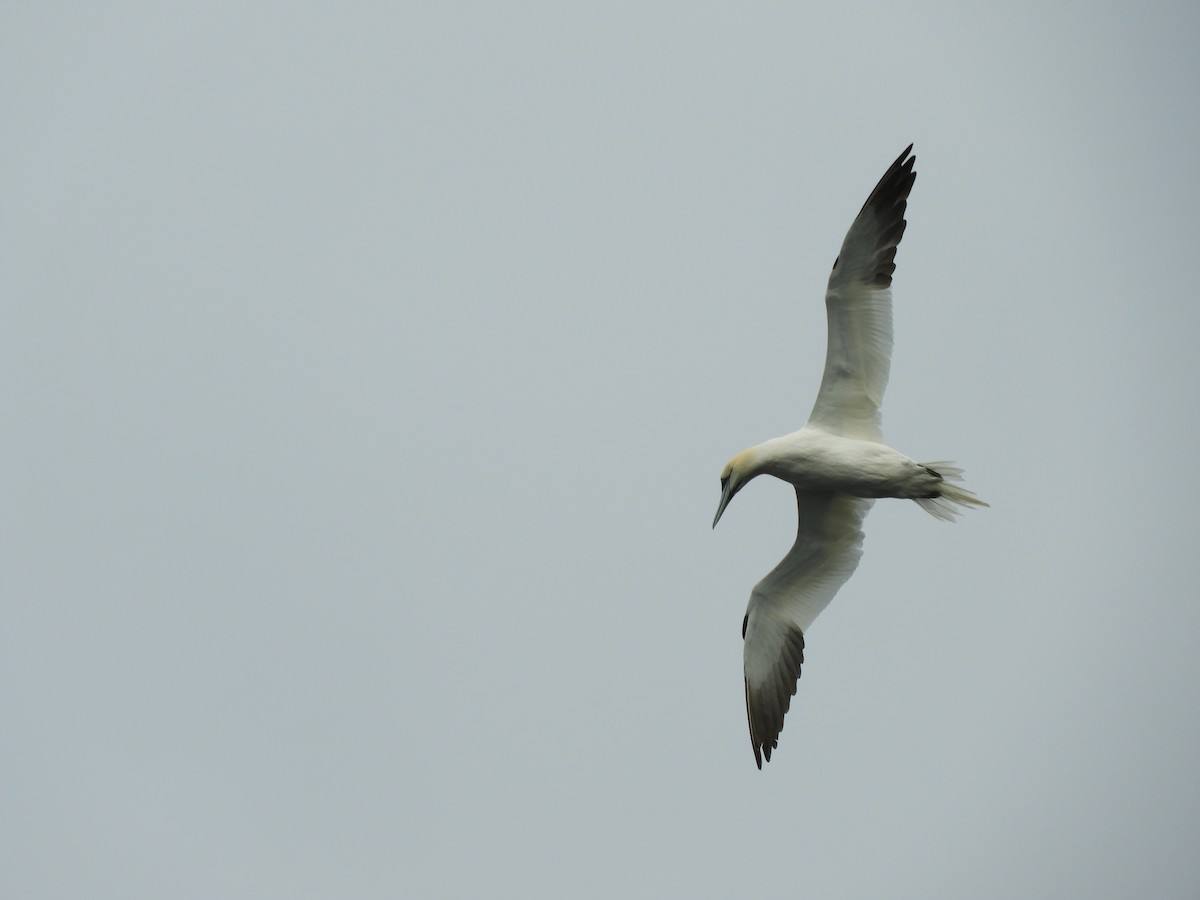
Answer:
[742,490,873,767]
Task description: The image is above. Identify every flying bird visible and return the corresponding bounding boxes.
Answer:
[713,145,987,768]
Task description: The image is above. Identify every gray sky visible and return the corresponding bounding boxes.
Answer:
[5,3,1200,897]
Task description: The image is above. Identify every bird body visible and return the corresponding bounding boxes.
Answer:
[731,428,947,500]
[713,145,987,768]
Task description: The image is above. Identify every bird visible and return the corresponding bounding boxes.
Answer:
[712,145,987,768]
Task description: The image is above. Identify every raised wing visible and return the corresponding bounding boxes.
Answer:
[806,145,916,441]
[742,490,873,767]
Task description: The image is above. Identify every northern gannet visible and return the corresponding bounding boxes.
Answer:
[713,145,987,768]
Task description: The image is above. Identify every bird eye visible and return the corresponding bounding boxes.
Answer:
[721,475,730,489]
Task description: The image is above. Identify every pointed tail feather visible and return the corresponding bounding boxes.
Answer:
[915,462,988,522]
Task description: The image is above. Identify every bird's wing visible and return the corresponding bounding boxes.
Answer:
[806,145,916,441]
[742,490,873,767]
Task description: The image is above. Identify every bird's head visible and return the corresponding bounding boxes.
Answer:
[713,449,759,528]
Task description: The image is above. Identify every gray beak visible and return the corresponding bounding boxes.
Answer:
[713,481,735,529]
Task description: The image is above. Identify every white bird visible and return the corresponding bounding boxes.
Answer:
[713,145,987,768]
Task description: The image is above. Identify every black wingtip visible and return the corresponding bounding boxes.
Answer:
[744,625,805,769]
[890,143,915,171]
[841,144,917,289]
[858,144,917,217]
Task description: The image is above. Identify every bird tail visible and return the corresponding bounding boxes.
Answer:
[914,462,989,522]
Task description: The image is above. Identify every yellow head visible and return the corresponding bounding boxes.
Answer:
[713,449,759,528]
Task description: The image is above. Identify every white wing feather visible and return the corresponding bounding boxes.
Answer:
[806,145,915,441]
[742,490,873,767]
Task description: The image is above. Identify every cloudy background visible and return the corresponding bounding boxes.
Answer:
[5,2,1199,897]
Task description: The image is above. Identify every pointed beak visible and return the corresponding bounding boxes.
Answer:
[713,481,735,529]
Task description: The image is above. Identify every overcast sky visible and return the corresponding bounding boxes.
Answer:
[5,3,1200,898]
